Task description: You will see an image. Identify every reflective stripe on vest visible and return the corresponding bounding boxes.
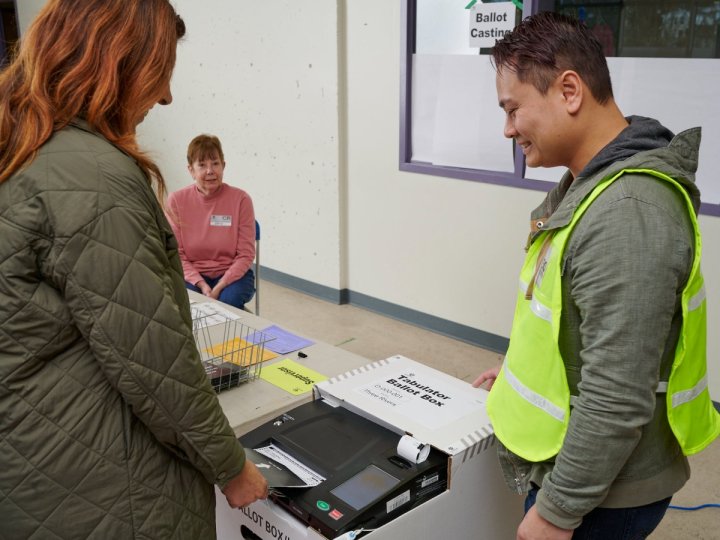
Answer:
[672,375,708,409]
[687,283,706,311]
[504,363,566,422]
[520,279,552,323]
[487,168,720,462]
[670,283,706,409]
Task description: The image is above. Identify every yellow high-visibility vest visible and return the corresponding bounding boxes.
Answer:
[487,169,720,462]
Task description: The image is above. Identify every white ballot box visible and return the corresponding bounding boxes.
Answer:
[217,355,523,540]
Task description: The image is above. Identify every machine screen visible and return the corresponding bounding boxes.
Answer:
[331,465,400,510]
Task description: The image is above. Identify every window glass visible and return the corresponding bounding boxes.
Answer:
[402,0,720,212]
[0,2,20,68]
[552,1,720,58]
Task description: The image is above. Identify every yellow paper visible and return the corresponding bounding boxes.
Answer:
[260,359,327,395]
[204,338,278,366]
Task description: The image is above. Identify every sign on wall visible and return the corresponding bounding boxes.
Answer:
[468,2,515,48]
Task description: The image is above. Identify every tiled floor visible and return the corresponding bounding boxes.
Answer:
[258,279,720,540]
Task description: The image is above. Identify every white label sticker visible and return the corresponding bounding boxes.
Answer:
[354,369,485,430]
[469,2,516,48]
[386,490,410,513]
[210,214,232,227]
[421,474,439,489]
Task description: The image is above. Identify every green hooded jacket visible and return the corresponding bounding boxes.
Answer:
[498,117,704,529]
[0,122,245,539]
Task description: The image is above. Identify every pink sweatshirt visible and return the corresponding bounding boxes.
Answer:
[166,183,255,286]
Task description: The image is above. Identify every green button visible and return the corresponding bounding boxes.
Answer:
[316,500,330,511]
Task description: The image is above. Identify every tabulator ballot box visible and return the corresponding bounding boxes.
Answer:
[216,355,523,540]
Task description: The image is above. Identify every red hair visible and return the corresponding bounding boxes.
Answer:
[0,0,185,200]
[187,134,226,165]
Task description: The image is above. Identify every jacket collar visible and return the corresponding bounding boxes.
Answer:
[528,123,701,239]
[68,117,96,134]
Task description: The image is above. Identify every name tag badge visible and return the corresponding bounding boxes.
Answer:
[210,215,232,227]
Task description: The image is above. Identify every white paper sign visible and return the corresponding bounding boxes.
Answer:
[353,368,485,430]
[191,301,242,326]
[469,2,516,48]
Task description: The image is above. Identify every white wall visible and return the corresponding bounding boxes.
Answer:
[15,0,46,33]
[344,1,720,394]
[15,0,720,396]
[16,0,344,290]
[139,1,343,290]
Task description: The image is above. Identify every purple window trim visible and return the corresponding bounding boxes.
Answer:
[400,0,720,217]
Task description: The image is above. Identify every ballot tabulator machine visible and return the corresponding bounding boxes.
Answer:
[239,399,448,539]
[218,355,523,540]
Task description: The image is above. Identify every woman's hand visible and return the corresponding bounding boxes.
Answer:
[198,280,212,296]
[222,460,268,509]
[209,280,226,300]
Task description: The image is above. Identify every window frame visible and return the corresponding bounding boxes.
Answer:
[399,0,720,217]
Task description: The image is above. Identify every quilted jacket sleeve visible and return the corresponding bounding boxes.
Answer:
[49,142,245,489]
[166,189,204,286]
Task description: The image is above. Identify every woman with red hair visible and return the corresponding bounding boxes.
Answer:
[0,1,266,537]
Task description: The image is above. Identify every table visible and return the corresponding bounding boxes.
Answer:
[196,293,524,539]
[188,291,370,435]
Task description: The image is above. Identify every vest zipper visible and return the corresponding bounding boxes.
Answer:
[509,454,528,494]
[525,232,555,300]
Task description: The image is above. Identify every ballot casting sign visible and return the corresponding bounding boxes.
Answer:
[469,1,516,48]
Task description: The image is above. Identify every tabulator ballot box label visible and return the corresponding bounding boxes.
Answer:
[216,355,523,540]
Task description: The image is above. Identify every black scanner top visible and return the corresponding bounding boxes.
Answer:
[239,399,448,538]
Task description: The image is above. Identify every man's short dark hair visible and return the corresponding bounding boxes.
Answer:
[492,12,613,104]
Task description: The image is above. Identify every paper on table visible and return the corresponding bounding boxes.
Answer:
[192,301,242,326]
[204,337,278,365]
[259,359,327,395]
[248,325,314,354]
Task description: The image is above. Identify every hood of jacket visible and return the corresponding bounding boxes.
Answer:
[531,116,702,230]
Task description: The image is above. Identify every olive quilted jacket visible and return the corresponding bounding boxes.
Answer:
[0,121,246,539]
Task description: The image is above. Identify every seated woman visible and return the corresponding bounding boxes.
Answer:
[167,134,256,309]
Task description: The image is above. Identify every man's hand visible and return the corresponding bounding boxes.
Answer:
[517,506,573,540]
[472,364,501,390]
[222,460,268,509]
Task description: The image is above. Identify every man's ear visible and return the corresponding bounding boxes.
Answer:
[558,70,583,114]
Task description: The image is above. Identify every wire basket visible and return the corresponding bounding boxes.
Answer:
[192,309,271,393]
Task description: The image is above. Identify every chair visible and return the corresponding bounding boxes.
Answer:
[254,220,260,316]
[240,220,261,315]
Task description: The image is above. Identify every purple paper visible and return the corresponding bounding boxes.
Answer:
[249,325,314,355]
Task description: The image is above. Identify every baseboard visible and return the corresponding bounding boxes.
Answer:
[345,290,509,353]
[260,266,349,304]
[259,265,508,354]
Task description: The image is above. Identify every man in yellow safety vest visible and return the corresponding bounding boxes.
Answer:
[473,11,719,540]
